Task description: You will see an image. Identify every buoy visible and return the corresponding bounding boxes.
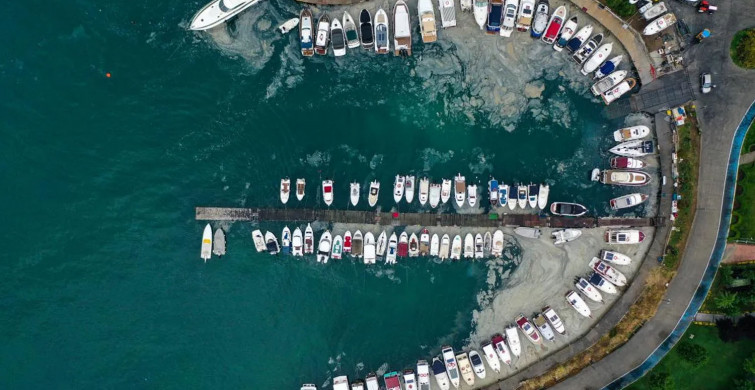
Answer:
[105,73,111,78]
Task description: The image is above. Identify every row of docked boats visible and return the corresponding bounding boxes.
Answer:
[199,224,226,261]
[574,250,633,303]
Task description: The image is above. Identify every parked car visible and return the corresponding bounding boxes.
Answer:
[700,72,712,94]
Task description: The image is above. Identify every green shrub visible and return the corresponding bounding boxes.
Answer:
[648,371,675,390]
[677,342,709,368]
[732,29,755,69]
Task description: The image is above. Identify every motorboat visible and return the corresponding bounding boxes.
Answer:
[394,175,405,203]
[533,313,556,341]
[343,12,360,49]
[487,0,503,35]
[304,224,314,254]
[374,8,390,54]
[408,233,420,257]
[314,14,330,56]
[553,15,577,51]
[527,183,539,208]
[642,13,676,35]
[613,125,650,142]
[581,42,612,75]
[576,277,603,302]
[463,233,474,259]
[201,224,213,261]
[350,380,365,390]
[363,232,376,264]
[517,185,528,209]
[605,229,645,244]
[386,232,398,264]
[594,54,623,79]
[213,227,226,257]
[474,0,489,29]
[566,24,593,53]
[469,350,486,379]
[610,193,649,210]
[641,1,667,20]
[322,180,334,206]
[430,234,440,256]
[610,156,646,169]
[420,228,430,256]
[500,0,518,37]
[602,78,637,105]
[419,0,439,42]
[292,227,303,256]
[368,180,380,207]
[441,179,452,204]
[609,139,654,157]
[280,178,291,204]
[530,0,549,38]
[498,183,509,206]
[333,376,349,390]
[454,174,466,207]
[461,0,472,12]
[300,9,315,56]
[507,185,517,210]
[189,0,263,31]
[359,9,374,48]
[365,373,379,390]
[591,70,627,96]
[451,235,463,260]
[483,231,492,255]
[538,184,549,209]
[505,325,521,357]
[405,175,416,203]
[572,33,603,64]
[481,341,502,373]
[431,357,451,390]
[429,183,441,208]
[515,0,535,31]
[516,314,542,345]
[439,234,451,260]
[350,182,360,206]
[439,0,457,28]
[600,249,632,265]
[566,290,592,317]
[550,202,588,216]
[281,226,291,255]
[343,231,352,254]
[600,170,651,186]
[541,5,566,44]
[589,272,618,294]
[402,369,417,390]
[491,333,512,365]
[265,231,280,255]
[393,0,412,56]
[514,227,541,238]
[417,360,431,390]
[294,178,305,202]
[383,372,401,390]
[332,234,343,260]
[376,231,388,257]
[589,257,628,286]
[352,230,364,258]
[552,228,582,245]
[301,384,318,390]
[252,229,266,252]
[474,234,484,259]
[543,306,566,334]
[491,230,505,257]
[456,352,475,386]
[419,177,430,206]
[489,178,500,206]
[467,184,478,207]
[441,346,461,389]
[317,230,332,263]
[330,17,347,57]
[398,232,409,258]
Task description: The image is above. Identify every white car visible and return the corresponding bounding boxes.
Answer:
[700,72,712,94]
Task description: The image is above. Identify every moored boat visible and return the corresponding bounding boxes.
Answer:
[333,376,349,390]
[591,70,627,96]
[252,229,266,252]
[589,272,618,294]
[566,290,592,317]
[517,184,528,209]
[281,226,291,255]
[278,19,299,35]
[500,0,518,37]
[417,360,431,390]
[467,184,478,207]
[330,17,347,57]
[332,234,343,259]
[398,231,409,258]
[393,0,412,56]
[374,8,390,54]
[642,13,676,35]
[386,232,398,264]
[419,0,438,42]
[430,233,440,256]
[481,341,502,373]
[314,14,331,55]
[594,54,623,79]
[533,313,556,341]
[601,249,632,265]
[507,185,517,210]
[538,184,549,209]
[492,333,513,365]
[566,24,593,53]
[402,369,417,390]
[613,125,650,142]
[296,178,306,201]
[265,231,280,255]
[189,0,262,31]
[429,183,441,208]
[359,9,374,48]
[439,234,451,260]
[505,325,522,357]
[609,139,654,157]
[572,33,603,64]
[454,174,466,207]
[420,228,430,256]
[300,9,315,56]
[489,178,500,206]
[541,5,566,44]
[292,227,303,256]
[441,179,452,204]
[550,202,588,216]
[408,232,420,257]
[610,156,646,169]
[201,224,213,261]
[610,193,649,210]
[317,230,332,263]
[394,175,405,203]
[376,231,388,257]
[364,232,376,264]
[368,180,380,207]
[351,379,365,390]
[365,373,379,390]
[463,233,474,259]
[516,314,543,345]
[383,372,401,390]
[431,357,451,390]
[600,170,651,186]
[456,352,475,386]
[530,0,549,38]
[343,11,360,49]
[527,183,539,208]
[441,346,461,389]
[469,350,486,379]
[552,228,582,245]
[419,177,430,206]
[543,306,566,334]
[474,233,484,259]
[581,42,612,75]
[515,0,535,31]
[352,230,364,258]
[350,182,360,206]
[601,78,637,105]
[474,0,489,29]
[576,277,603,302]
[213,227,226,256]
[514,226,541,238]
[322,180,334,205]
[483,231,492,255]
[492,230,505,257]
[304,224,314,254]
[405,175,415,203]
[301,383,317,390]
[439,0,457,28]
[451,234,462,260]
[589,257,628,286]
[281,178,291,204]
[499,183,509,207]
[553,16,577,51]
[343,231,352,254]
[605,229,645,244]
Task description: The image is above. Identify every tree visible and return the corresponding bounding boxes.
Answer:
[734,378,755,390]
[745,353,755,376]
[715,291,742,316]
[734,29,755,69]
[677,341,709,368]
[648,371,675,390]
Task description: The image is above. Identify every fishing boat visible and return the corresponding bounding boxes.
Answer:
[467,184,478,207]
[420,228,430,256]
[296,178,306,200]
[430,234,440,256]
[417,360,431,390]
[550,202,587,216]
[581,42,612,75]
[514,227,541,238]
[500,0,518,37]
[589,272,618,294]
[343,231,352,254]
[365,373,379,390]
[439,234,451,260]
[429,183,441,208]
[530,0,549,38]
[300,9,315,56]
[553,15,577,51]
[609,139,654,157]
[439,0,457,28]
[505,326,522,357]
[431,357,451,390]
[252,229,266,252]
[330,17,347,57]
[600,249,632,265]
[304,224,314,254]
[537,184,549,209]
[483,231,492,254]
[541,5,566,44]
[408,233,420,257]
[489,178,500,206]
[552,228,582,245]
[463,233,474,259]
[383,372,401,390]
[469,350,486,379]
[200,224,213,261]
[527,183,539,208]
[605,229,645,244]
[566,24,593,53]
[591,70,627,96]
[441,346,461,389]
[594,54,623,79]
[402,369,417,390]
[451,235,463,260]
[317,231,332,263]
[515,0,535,31]
[600,170,651,186]
[516,314,542,345]
[613,125,650,142]
[572,33,603,64]
[293,227,303,256]
[281,226,291,255]
[394,175,405,203]
[364,232,376,264]
[374,8,390,54]
[332,234,343,259]
[610,193,649,210]
[343,12,360,49]
[601,78,637,105]
[213,227,226,256]
[419,177,430,206]
[481,341,502,373]
[454,174,466,207]
[314,14,330,55]
[610,156,646,169]
[441,179,452,204]
[359,9,374,48]
[280,178,291,204]
[393,0,412,56]
[456,352,474,386]
[189,0,262,31]
[474,0,489,29]
[277,19,297,34]
[487,0,503,35]
[642,13,676,35]
[398,232,409,258]
[474,234,484,259]
[405,175,415,203]
[322,180,334,206]
[376,231,387,257]
[419,0,438,42]
[265,231,280,255]
[517,185,528,209]
[566,290,592,317]
[368,180,380,207]
[492,230,505,257]
[386,232,398,264]
[576,277,603,302]
[350,182,360,206]
[352,230,364,258]
[491,333,512,365]
[543,306,566,334]
[533,313,556,341]
[589,257,628,286]
[507,185,517,210]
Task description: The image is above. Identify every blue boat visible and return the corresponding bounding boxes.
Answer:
[486,0,503,34]
[489,178,500,206]
[594,55,623,79]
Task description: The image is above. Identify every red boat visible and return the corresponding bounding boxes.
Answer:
[383,371,401,390]
[515,314,542,345]
[541,5,566,44]
[398,232,409,257]
[610,156,646,169]
[343,231,352,253]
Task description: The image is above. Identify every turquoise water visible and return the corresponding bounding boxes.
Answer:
[1,1,646,388]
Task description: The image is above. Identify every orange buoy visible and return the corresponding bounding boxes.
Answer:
[105,73,111,78]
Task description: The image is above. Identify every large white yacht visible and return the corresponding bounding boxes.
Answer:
[190,0,263,31]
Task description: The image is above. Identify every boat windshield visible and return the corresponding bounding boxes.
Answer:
[219,0,248,12]
[376,25,387,43]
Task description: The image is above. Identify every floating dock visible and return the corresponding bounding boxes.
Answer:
[196,207,661,228]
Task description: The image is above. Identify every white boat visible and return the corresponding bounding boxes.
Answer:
[565,24,593,53]
[474,0,489,29]
[600,170,651,186]
[451,235,462,260]
[553,16,577,51]
[405,175,416,203]
[419,0,438,42]
[213,227,226,257]
[438,0,457,28]
[431,357,451,390]
[429,183,441,208]
[331,17,346,57]
[200,224,213,261]
[474,234,484,259]
[454,174,466,207]
[467,184,477,207]
[441,179,452,204]
[566,290,592,317]
[460,0,472,12]
[363,232,376,264]
[322,180,334,206]
[441,346,461,389]
[350,182,360,206]
[605,229,645,244]
[589,272,618,294]
[642,13,676,35]
[641,1,667,20]
[419,177,430,206]
[481,342,502,373]
[463,233,474,259]
[517,185,528,209]
[537,184,549,209]
[420,229,431,256]
[540,4,566,44]
[430,234,440,256]
[304,224,314,254]
[581,42,612,75]
[550,202,588,216]
[514,227,541,238]
[613,125,650,142]
[292,227,303,256]
[594,54,623,79]
[408,233,420,257]
[552,229,582,245]
[314,14,330,56]
[189,0,263,31]
[492,333,512,365]
[609,139,654,157]
[365,374,379,390]
[439,234,451,260]
[417,360,431,390]
[456,352,474,386]
[265,231,280,255]
[280,178,291,204]
[506,185,516,210]
[543,306,566,335]
[332,234,343,259]
[281,226,291,255]
[296,178,306,201]
[500,0,519,37]
[317,231,332,263]
[352,230,364,258]
[533,313,556,341]
[300,10,314,57]
[488,179,500,206]
[602,78,637,105]
[343,231,352,254]
[505,325,521,357]
[351,380,365,390]
[491,230,504,257]
[368,181,380,207]
[374,8,390,54]
[572,33,603,64]
[394,175,405,203]
[591,168,601,182]
[601,249,632,265]
[516,314,543,345]
[376,231,388,257]
[393,0,412,56]
[333,376,349,390]
[576,277,603,302]
[301,383,317,390]
[591,70,628,96]
[386,232,398,264]
[527,183,539,208]
[252,229,266,252]
[469,350,486,379]
[483,231,492,255]
[343,11,361,49]
[515,0,535,31]
[610,193,649,210]
[590,257,628,286]
[530,0,549,38]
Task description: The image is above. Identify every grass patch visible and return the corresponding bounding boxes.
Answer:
[599,0,636,18]
[731,28,755,69]
[742,120,755,156]
[729,162,755,242]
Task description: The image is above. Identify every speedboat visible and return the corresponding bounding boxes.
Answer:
[376,231,388,258]
[533,313,556,341]
[252,229,266,252]
[487,0,503,35]
[463,233,474,259]
[363,232,376,264]
[301,384,318,390]
[333,376,349,390]
[189,0,263,31]
[398,232,409,258]
[589,272,618,294]
[605,229,645,244]
[322,180,334,205]
[281,226,291,255]
[613,125,650,142]
[469,351,487,380]
[600,170,651,186]
[481,341,502,373]
[527,183,539,208]
[304,224,314,254]
[438,0,457,28]
[402,369,417,390]
[530,0,549,38]
[507,185,517,210]
[543,306,566,334]
[420,228,430,256]
[386,232,398,264]
[368,180,380,207]
[491,230,504,257]
[491,333,512,365]
[417,360,431,390]
[439,234,451,260]
[343,12,360,49]
[200,224,212,261]
[515,0,535,31]
[365,373,379,390]
[594,54,623,79]
[408,233,420,257]
[394,175,405,203]
[489,178,500,206]
[429,183,441,208]
[483,231,492,254]
[541,4,566,44]
[590,258,628,286]
[374,8,390,54]
[441,346,461,389]
[566,290,592,317]
[500,0,518,37]
[213,227,226,257]
[350,182,360,206]
[430,234,440,256]
[332,234,343,259]
[405,175,416,203]
[343,231,352,254]
[296,178,306,200]
[566,24,593,53]
[265,231,280,255]
[419,177,430,206]
[383,372,401,390]
[454,174,466,207]
[505,325,522,357]
[441,179,452,204]
[553,15,577,51]
[609,139,654,157]
[431,357,451,390]
[300,10,315,56]
[517,185,528,209]
[537,184,549,209]
[550,202,588,216]
[456,352,475,386]
[514,227,541,238]
[474,0,489,29]
[352,230,364,258]
[642,13,676,36]
[450,235,463,260]
[330,17,347,57]
[419,0,439,42]
[601,249,632,265]
[602,78,637,105]
[581,42,613,75]
[610,193,649,210]
[498,183,509,206]
[280,178,291,204]
[591,70,628,96]
[350,380,365,390]
[359,9,374,48]
[572,33,603,64]
[292,227,303,256]
[552,228,582,245]
[516,314,542,345]
[393,0,412,56]
[467,184,478,207]
[576,277,603,302]
[474,234,484,259]
[610,156,646,169]
[314,14,330,56]
[317,231,332,263]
